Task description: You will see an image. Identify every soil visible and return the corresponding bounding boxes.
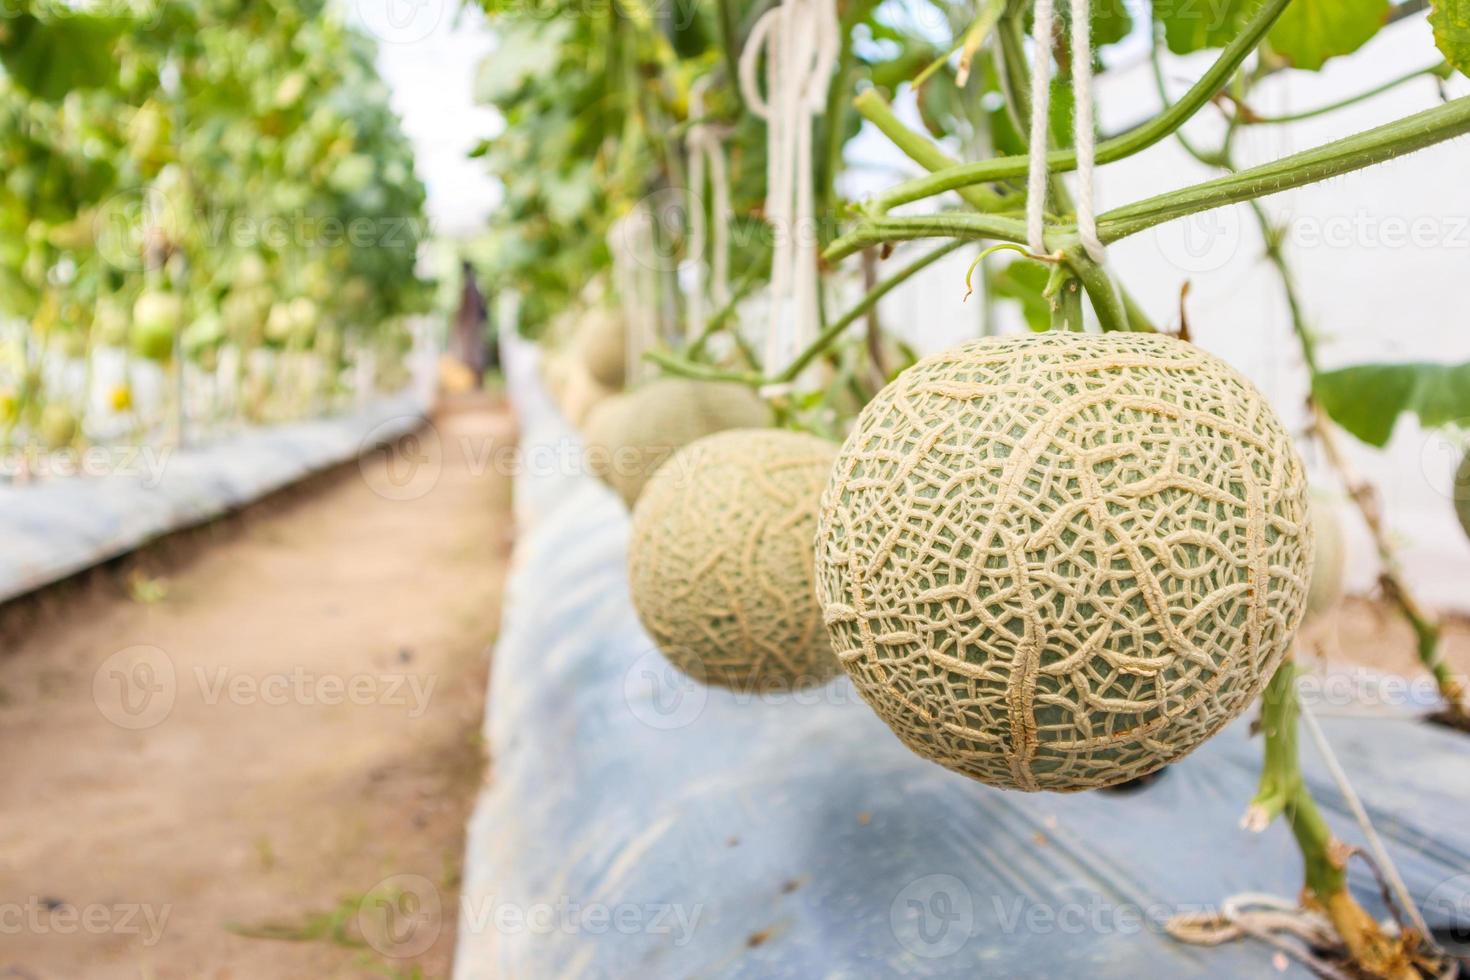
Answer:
[0,388,1464,978]
[0,396,515,980]
[1308,597,1470,687]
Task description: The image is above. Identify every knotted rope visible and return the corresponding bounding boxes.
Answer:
[1026,0,1106,262]
[608,206,660,385]
[738,0,839,383]
[684,79,733,341]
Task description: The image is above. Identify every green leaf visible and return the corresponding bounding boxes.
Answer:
[473,21,572,105]
[1314,361,1470,447]
[1068,0,1134,48]
[0,13,125,101]
[989,260,1052,333]
[1430,0,1470,77]
[1151,0,1254,55]
[1268,0,1389,71]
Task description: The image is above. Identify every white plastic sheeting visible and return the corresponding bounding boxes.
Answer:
[0,392,428,604]
[453,337,1470,979]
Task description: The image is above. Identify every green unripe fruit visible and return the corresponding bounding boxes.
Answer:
[95,302,130,347]
[56,331,88,360]
[630,429,842,692]
[816,333,1312,793]
[583,379,772,507]
[236,253,270,290]
[39,404,79,450]
[131,292,183,362]
[576,308,627,390]
[223,289,268,345]
[265,302,294,345]
[288,297,319,343]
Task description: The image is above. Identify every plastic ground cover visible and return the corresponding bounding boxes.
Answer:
[455,338,1470,979]
[0,392,427,604]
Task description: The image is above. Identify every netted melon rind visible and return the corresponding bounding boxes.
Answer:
[630,428,841,691]
[577,307,628,390]
[814,332,1312,793]
[1306,490,1346,617]
[559,361,613,428]
[597,378,772,506]
[582,393,632,479]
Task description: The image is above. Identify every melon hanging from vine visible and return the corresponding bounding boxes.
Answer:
[629,428,841,692]
[814,332,1313,792]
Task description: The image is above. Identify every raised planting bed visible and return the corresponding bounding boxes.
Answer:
[0,391,428,605]
[452,338,1470,979]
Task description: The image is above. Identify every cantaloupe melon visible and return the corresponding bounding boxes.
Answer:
[559,361,612,428]
[630,428,841,691]
[576,307,627,390]
[814,332,1312,792]
[586,378,771,507]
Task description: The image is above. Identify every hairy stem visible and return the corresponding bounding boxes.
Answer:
[1096,96,1470,243]
[1240,63,1449,126]
[852,91,1013,212]
[654,240,965,388]
[825,212,1030,261]
[775,239,966,383]
[869,0,1294,211]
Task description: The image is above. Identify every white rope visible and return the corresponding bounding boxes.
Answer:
[608,206,660,385]
[684,81,733,341]
[738,0,838,380]
[1025,0,1057,255]
[1025,0,1106,263]
[1298,696,1433,942]
[1069,0,1105,262]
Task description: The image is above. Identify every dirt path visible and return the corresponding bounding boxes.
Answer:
[0,398,514,979]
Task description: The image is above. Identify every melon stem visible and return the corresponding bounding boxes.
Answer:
[1253,662,1420,980]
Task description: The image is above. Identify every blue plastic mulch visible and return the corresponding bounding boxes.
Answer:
[454,338,1470,979]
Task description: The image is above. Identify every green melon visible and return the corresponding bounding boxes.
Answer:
[576,307,627,390]
[815,332,1312,793]
[630,428,841,691]
[581,392,632,481]
[131,291,183,362]
[585,378,772,507]
[559,361,613,428]
[39,404,79,450]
